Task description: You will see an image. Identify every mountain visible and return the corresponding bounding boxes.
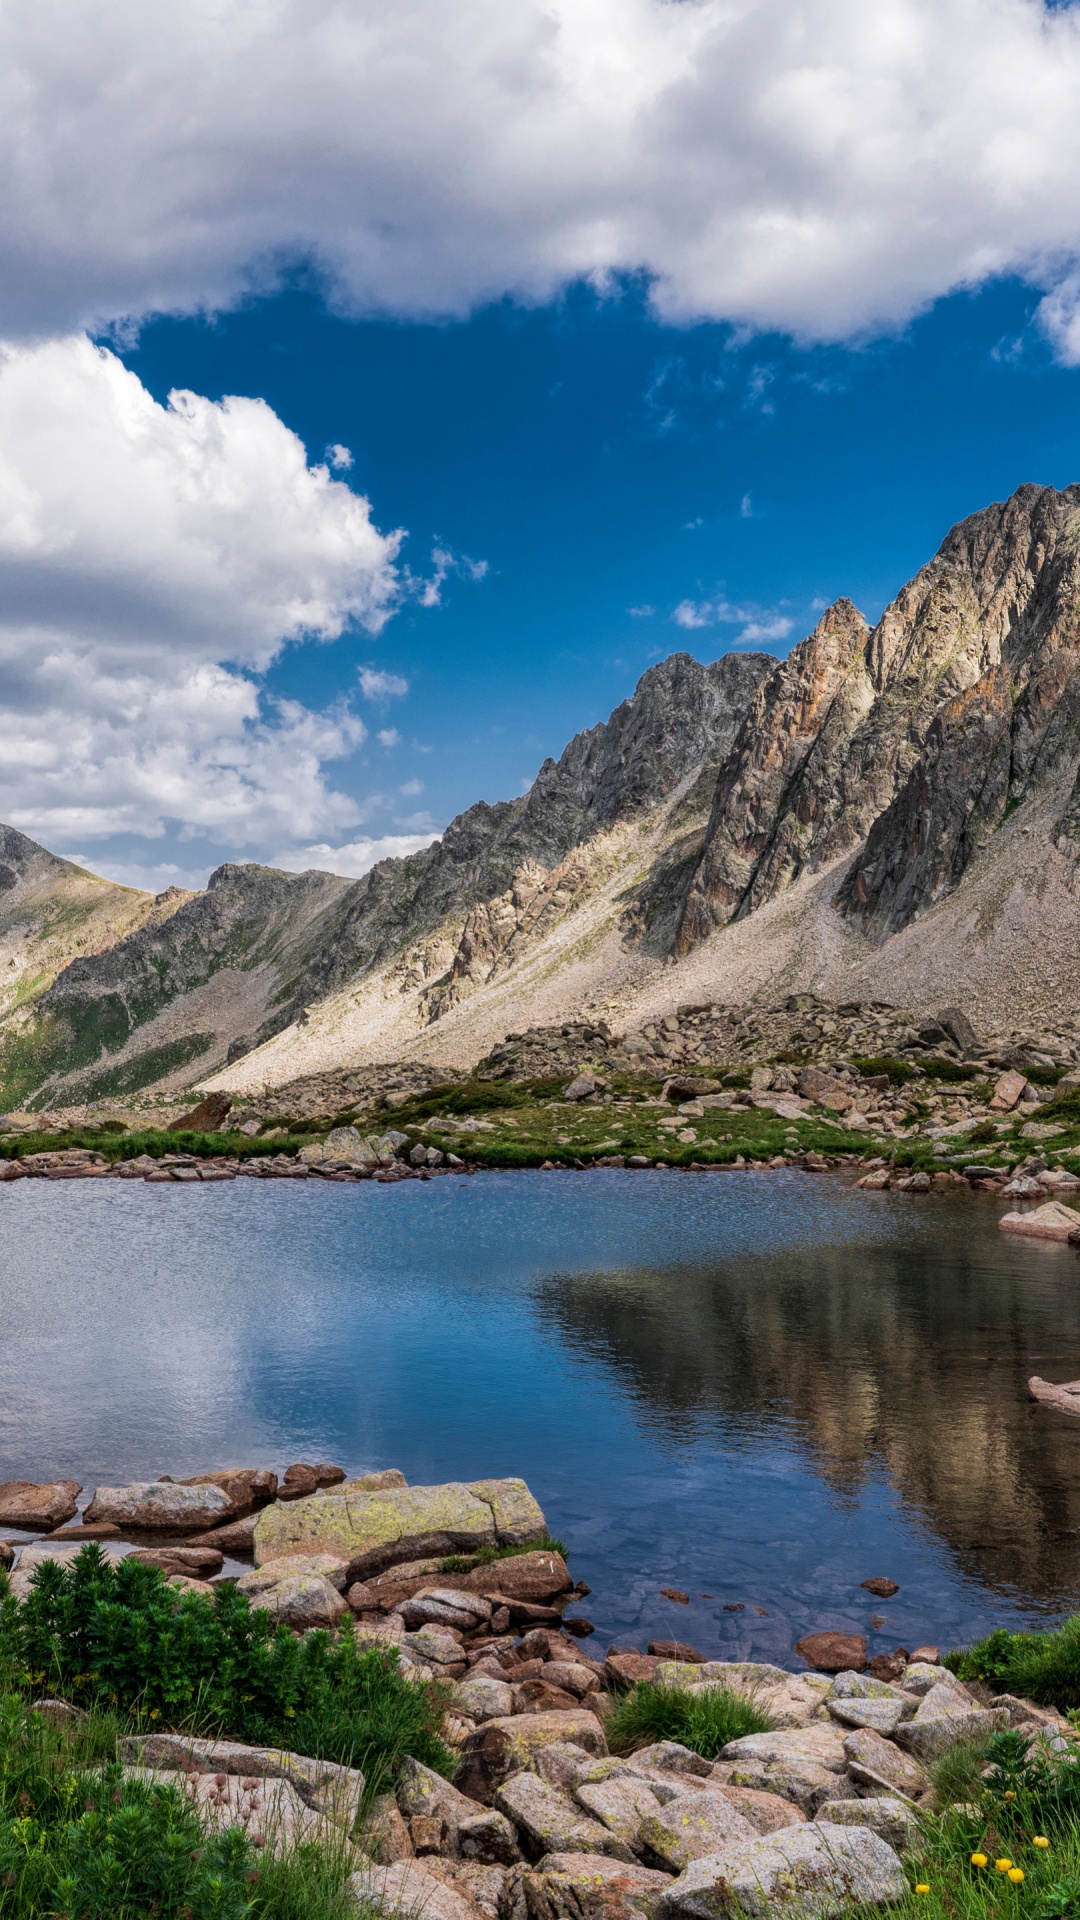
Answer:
[3,480,1080,1113]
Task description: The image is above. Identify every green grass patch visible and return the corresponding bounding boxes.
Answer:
[1,1547,455,1795]
[0,1128,314,1163]
[605,1680,773,1759]
[921,1057,982,1083]
[947,1612,1080,1708]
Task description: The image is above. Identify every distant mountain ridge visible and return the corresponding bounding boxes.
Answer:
[2,480,1080,1111]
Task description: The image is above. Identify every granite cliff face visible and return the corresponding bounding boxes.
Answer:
[679,483,1080,948]
[5,482,1080,1109]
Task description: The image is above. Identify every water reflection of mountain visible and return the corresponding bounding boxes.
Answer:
[535,1220,1080,1606]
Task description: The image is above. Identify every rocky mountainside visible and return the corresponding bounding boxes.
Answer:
[3,481,1080,1112]
[0,653,769,1108]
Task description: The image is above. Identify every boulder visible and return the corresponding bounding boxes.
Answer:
[859,1580,899,1600]
[897,1663,954,1697]
[126,1764,332,1856]
[999,1201,1080,1242]
[456,1677,516,1722]
[719,1730,849,1815]
[825,1700,903,1736]
[891,1685,1007,1760]
[573,1774,666,1850]
[458,1713,608,1801]
[85,1481,233,1532]
[713,1788,805,1836]
[253,1477,546,1573]
[0,1542,12,1570]
[0,1479,81,1531]
[238,1550,348,1592]
[990,1069,1028,1111]
[796,1070,852,1114]
[543,1662,600,1700]
[458,1811,523,1865]
[606,1653,660,1687]
[185,1515,257,1553]
[130,1545,225,1578]
[279,1461,348,1500]
[533,1744,597,1790]
[813,1800,917,1851]
[471,1551,572,1602]
[657,1822,907,1918]
[649,1643,705,1665]
[840,1728,931,1802]
[402,1588,494,1631]
[347,1861,482,1920]
[496,1773,633,1860]
[638,1790,757,1872]
[237,1567,348,1631]
[8,1541,89,1601]
[627,1745,712,1781]
[178,1468,277,1517]
[515,1680,581,1715]
[120,1733,364,1824]
[397,1756,492,1852]
[516,1854,676,1920]
[653,1663,830,1731]
[793,1634,867,1675]
[169,1092,233,1130]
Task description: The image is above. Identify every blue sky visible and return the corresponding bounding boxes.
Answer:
[105,273,1080,884]
[1,0,1080,891]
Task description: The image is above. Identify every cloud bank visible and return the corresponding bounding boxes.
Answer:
[0,0,1080,349]
[0,335,401,845]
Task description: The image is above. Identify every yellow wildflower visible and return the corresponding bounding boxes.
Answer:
[1008,1870,1025,1885]
[971,1855,988,1868]
[1033,1838,1050,1850]
[915,1886,930,1896]
[996,1860,1013,1873]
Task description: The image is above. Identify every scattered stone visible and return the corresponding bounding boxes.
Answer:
[859,1579,898,1599]
[606,1653,660,1688]
[179,1467,278,1516]
[660,1589,690,1604]
[648,1643,704,1663]
[130,1545,225,1578]
[185,1515,257,1553]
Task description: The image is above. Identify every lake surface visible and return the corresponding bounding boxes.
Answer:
[5,1167,1080,1664]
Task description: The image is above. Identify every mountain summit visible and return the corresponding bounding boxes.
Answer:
[2,483,1079,1111]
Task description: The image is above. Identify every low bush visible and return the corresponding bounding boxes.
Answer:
[853,1055,918,1085]
[947,1615,1080,1709]
[0,1548,454,1795]
[605,1680,772,1759]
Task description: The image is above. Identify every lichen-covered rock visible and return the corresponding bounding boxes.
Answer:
[814,1799,918,1851]
[470,1551,572,1602]
[825,1699,904,1736]
[719,1730,849,1816]
[126,1764,333,1858]
[239,1569,348,1631]
[514,1853,676,1920]
[397,1757,491,1853]
[8,1541,90,1602]
[496,1773,633,1861]
[891,1687,1007,1761]
[458,1714,608,1801]
[402,1589,493,1631]
[637,1790,756,1872]
[253,1478,545,1573]
[840,1728,930,1803]
[85,1481,233,1532]
[456,1677,516,1722]
[657,1822,907,1918]
[713,1788,806,1836]
[120,1734,364,1824]
[573,1775,664,1851]
[347,1861,483,1920]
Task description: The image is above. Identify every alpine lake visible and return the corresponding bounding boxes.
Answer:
[3,1165,1080,1664]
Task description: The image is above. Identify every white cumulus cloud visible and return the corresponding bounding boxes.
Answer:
[0,0,1078,348]
[359,668,410,701]
[0,334,402,844]
[275,832,440,878]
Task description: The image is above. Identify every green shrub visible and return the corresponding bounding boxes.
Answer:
[605,1680,772,1759]
[921,1057,979,1082]
[3,1548,454,1791]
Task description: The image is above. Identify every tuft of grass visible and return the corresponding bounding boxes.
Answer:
[853,1055,918,1085]
[606,1680,773,1760]
[437,1535,569,1574]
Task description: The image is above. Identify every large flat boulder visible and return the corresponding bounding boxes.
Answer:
[85,1481,234,1532]
[718,1730,849,1817]
[120,1733,364,1824]
[999,1201,1080,1242]
[179,1468,278,1517]
[0,1479,81,1530]
[574,1773,666,1850]
[657,1823,906,1918]
[469,1551,572,1602]
[7,1541,87,1602]
[348,1861,483,1920]
[891,1685,1007,1760]
[126,1764,335,1857]
[253,1477,546,1573]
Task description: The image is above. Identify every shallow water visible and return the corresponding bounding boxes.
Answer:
[4,1167,1080,1662]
